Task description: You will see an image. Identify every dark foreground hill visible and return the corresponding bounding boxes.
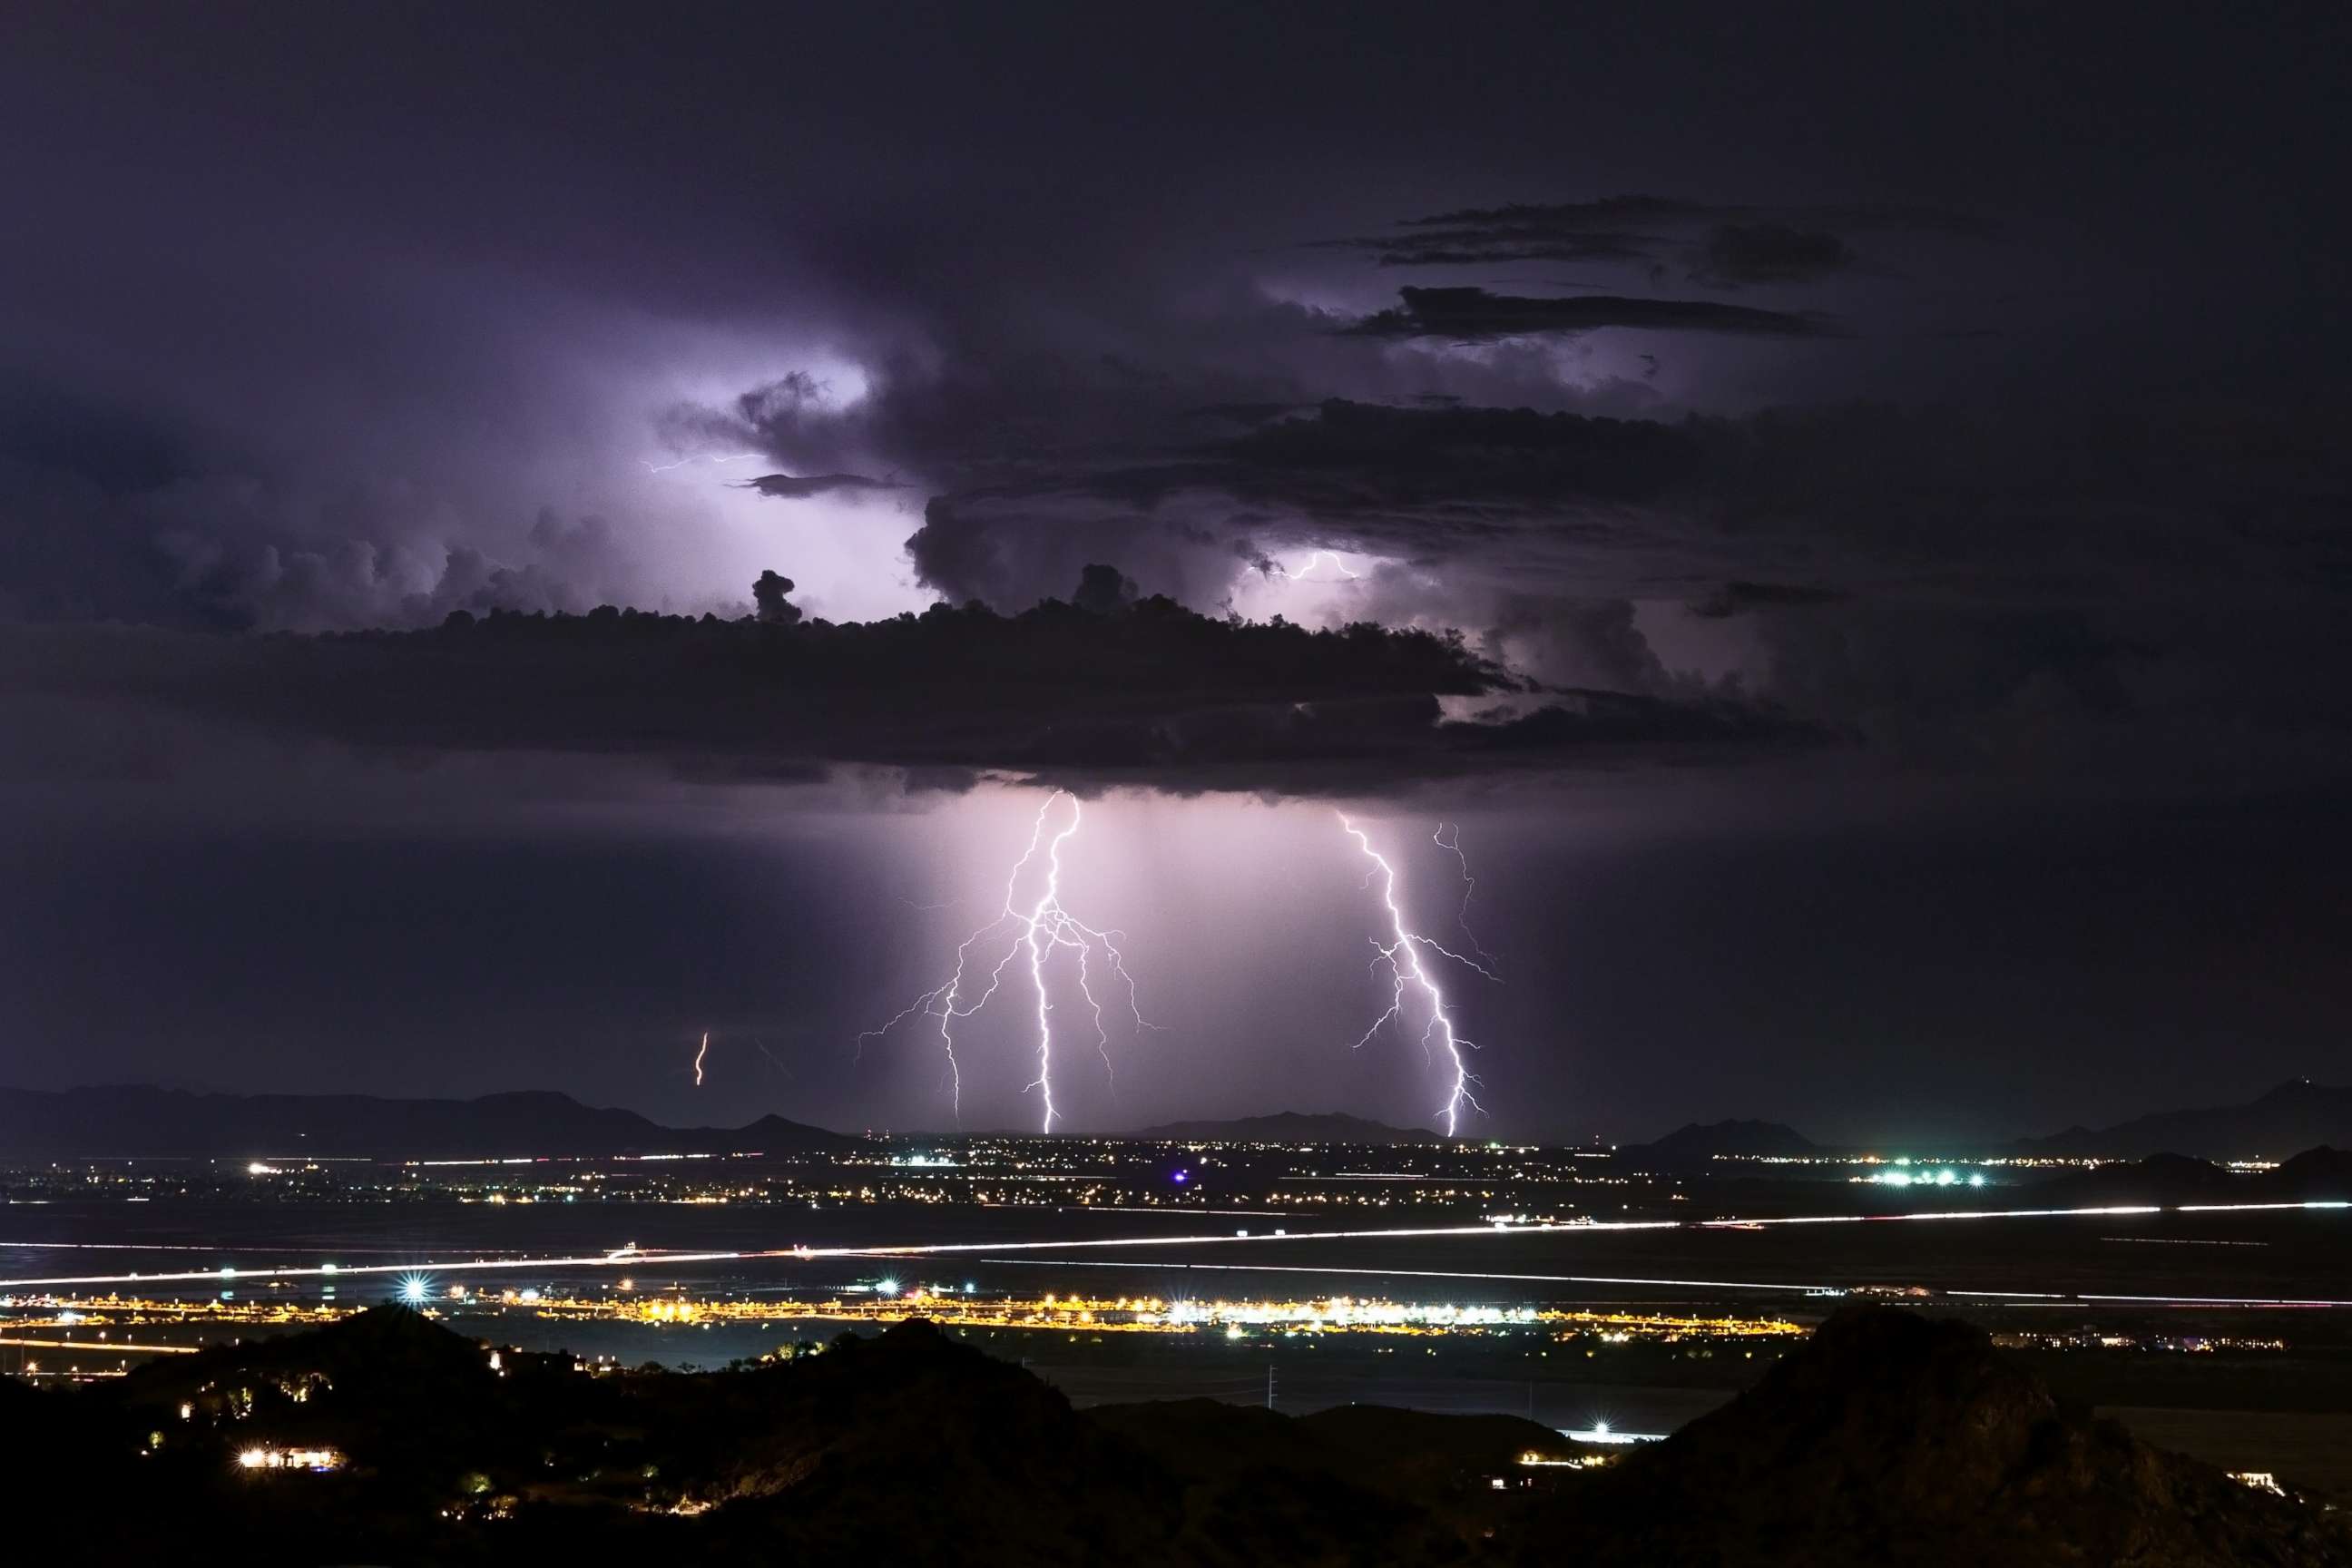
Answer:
[2023,1145,2352,1208]
[2017,1079,2352,1161]
[2,1307,1550,1566]
[5,1305,2342,1566]
[1516,1307,2350,1567]
[0,1083,859,1159]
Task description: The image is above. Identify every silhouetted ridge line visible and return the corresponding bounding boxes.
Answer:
[0,1084,859,1159]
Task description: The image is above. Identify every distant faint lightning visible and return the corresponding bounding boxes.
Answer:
[1279,550,1362,583]
[860,791,1154,1131]
[692,1032,709,1086]
[1432,823,1500,972]
[1338,815,1495,1135]
[644,451,760,474]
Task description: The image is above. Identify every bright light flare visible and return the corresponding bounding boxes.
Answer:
[398,1273,432,1305]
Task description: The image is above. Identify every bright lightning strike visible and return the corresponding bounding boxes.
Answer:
[1339,814,1497,1136]
[692,1032,709,1086]
[860,791,1153,1132]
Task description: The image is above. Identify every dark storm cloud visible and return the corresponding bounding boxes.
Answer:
[885,391,2352,789]
[737,473,905,500]
[1348,288,1836,342]
[1690,224,1857,288]
[5,3,2350,1136]
[1315,196,1979,287]
[1686,581,1850,619]
[895,397,1710,610]
[0,580,1825,797]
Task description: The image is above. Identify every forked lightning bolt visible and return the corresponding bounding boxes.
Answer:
[1339,815,1499,1135]
[860,791,1153,1131]
[1278,550,1362,583]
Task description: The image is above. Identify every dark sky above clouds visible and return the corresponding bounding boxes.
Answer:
[3,2,2347,1142]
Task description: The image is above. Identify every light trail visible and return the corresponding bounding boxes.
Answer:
[2076,1291,2352,1307]
[0,1250,763,1290]
[0,1337,196,1355]
[0,1200,2341,1294]
[969,1257,1840,1295]
[1947,1289,2352,1307]
[0,1241,544,1256]
[1338,814,1496,1133]
[859,791,1153,1131]
[1697,1205,2166,1227]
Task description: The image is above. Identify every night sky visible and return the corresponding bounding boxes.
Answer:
[4,4,2347,1142]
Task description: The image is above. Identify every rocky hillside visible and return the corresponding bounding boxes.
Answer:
[1514,1305,2351,1566]
[9,1303,2344,1564]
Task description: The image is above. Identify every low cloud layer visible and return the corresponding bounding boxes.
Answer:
[3,575,1823,796]
[1313,196,1976,285]
[1348,287,1837,341]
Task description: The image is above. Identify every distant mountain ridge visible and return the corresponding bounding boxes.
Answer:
[1130,1111,1439,1144]
[0,1085,860,1160]
[1624,1118,1819,1168]
[2015,1079,2352,1161]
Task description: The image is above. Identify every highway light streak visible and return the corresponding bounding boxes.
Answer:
[0,1336,197,1353]
[1698,1205,2166,1227]
[1,1198,2343,1294]
[1945,1289,2352,1307]
[972,1257,1842,1295]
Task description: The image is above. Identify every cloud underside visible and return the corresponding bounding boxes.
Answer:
[1348,288,1834,340]
[1317,195,1970,285]
[3,600,1818,796]
[737,472,901,499]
